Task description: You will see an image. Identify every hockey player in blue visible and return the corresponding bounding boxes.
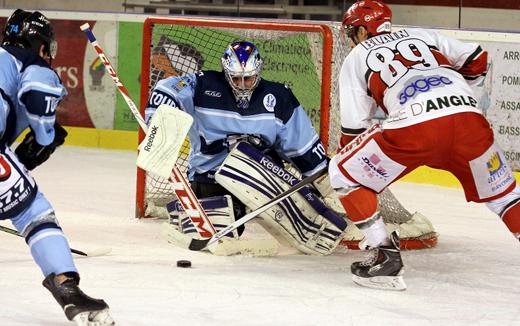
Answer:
[147,41,349,255]
[146,41,327,185]
[1,10,114,325]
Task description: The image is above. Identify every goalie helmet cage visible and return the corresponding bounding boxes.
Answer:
[136,16,437,250]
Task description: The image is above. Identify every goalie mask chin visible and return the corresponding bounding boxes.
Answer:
[221,41,263,107]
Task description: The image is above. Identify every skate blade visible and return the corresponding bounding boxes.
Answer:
[73,308,115,326]
[352,274,407,291]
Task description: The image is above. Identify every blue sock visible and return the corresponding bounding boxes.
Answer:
[27,224,77,277]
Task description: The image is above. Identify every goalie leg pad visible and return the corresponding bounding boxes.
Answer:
[167,195,239,239]
[164,194,280,256]
[215,142,347,255]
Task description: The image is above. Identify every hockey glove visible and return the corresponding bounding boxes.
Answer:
[15,123,68,170]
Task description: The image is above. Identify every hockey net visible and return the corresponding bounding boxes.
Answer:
[137,16,437,250]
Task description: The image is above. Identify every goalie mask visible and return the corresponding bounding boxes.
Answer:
[221,41,263,107]
[342,0,392,44]
[18,11,58,60]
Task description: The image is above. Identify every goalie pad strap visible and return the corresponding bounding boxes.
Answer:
[167,195,238,239]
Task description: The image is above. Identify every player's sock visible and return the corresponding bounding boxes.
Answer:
[487,184,520,242]
[26,224,77,276]
[501,198,520,241]
[338,187,390,246]
[43,272,114,325]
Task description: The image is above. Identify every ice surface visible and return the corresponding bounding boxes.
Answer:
[1,146,519,326]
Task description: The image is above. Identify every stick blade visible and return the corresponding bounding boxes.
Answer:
[188,238,210,251]
[73,247,112,258]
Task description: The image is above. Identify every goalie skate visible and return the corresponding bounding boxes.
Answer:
[351,231,406,291]
[43,273,115,325]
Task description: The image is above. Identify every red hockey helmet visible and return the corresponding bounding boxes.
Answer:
[342,0,392,40]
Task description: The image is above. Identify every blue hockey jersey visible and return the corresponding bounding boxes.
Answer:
[0,45,66,219]
[0,45,66,146]
[145,70,327,181]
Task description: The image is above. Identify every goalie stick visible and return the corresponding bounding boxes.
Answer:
[189,170,326,251]
[80,24,280,256]
[80,23,216,238]
[0,225,111,257]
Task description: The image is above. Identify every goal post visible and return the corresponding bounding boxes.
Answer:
[137,16,337,218]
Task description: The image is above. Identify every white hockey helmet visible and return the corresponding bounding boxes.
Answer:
[221,41,263,104]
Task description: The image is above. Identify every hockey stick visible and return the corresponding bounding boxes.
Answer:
[0,225,98,257]
[80,23,216,238]
[189,169,326,251]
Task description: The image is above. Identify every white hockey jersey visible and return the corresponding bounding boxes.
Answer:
[339,28,488,135]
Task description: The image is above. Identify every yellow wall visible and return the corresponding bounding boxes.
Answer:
[56,126,520,187]
[62,126,139,151]
[401,166,520,188]
[14,126,139,151]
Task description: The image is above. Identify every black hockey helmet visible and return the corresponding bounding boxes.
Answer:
[1,9,32,46]
[19,11,58,59]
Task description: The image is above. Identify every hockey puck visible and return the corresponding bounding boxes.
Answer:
[176,260,192,268]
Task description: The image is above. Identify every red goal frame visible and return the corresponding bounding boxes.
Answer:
[136,16,334,218]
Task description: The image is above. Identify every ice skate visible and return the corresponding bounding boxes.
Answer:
[43,273,115,325]
[351,231,406,291]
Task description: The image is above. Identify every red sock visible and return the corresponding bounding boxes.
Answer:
[501,199,520,239]
[338,187,378,223]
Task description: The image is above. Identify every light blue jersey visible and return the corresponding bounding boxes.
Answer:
[0,45,75,277]
[0,45,66,146]
[145,70,327,181]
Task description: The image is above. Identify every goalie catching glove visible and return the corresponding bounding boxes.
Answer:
[15,123,68,170]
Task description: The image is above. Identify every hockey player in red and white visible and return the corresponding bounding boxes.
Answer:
[330,0,520,290]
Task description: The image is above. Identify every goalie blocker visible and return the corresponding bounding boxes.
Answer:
[215,142,348,255]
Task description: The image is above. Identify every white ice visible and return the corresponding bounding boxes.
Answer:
[1,146,519,326]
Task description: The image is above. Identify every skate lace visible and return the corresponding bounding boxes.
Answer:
[359,248,379,266]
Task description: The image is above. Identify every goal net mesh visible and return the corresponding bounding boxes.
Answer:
[143,19,344,212]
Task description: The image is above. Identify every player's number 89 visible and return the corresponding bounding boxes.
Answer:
[367,38,439,87]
